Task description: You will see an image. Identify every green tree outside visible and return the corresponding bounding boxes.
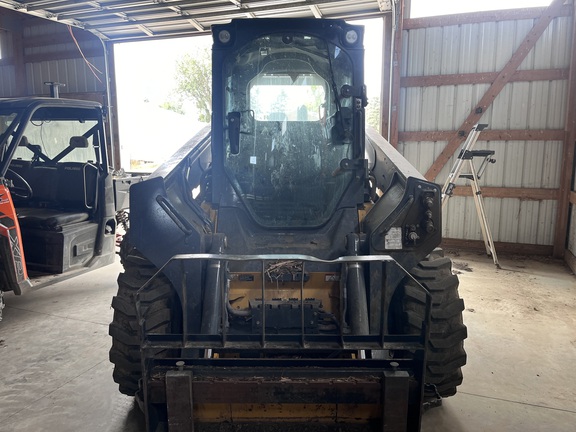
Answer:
[164,47,212,122]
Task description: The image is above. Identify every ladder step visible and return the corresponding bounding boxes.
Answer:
[470,150,495,157]
[459,174,474,180]
[459,149,495,160]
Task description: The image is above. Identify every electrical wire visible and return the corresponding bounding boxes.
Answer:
[68,25,103,84]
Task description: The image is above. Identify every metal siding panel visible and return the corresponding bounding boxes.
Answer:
[534,19,554,69]
[74,57,90,92]
[536,201,556,245]
[521,141,546,188]
[479,141,505,187]
[440,26,460,75]
[517,200,539,244]
[437,86,456,130]
[421,86,439,130]
[477,22,497,73]
[528,81,549,129]
[407,28,426,76]
[541,141,562,189]
[400,142,421,172]
[494,20,515,70]
[488,85,511,129]
[497,198,520,243]
[403,87,423,131]
[509,82,530,129]
[546,80,568,129]
[443,197,466,239]
[462,196,482,240]
[549,16,572,69]
[0,66,17,97]
[483,197,502,243]
[458,23,479,73]
[66,58,80,91]
[423,27,443,76]
[26,62,41,94]
[454,85,473,125]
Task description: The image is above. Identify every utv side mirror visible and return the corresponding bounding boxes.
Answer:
[227,112,241,155]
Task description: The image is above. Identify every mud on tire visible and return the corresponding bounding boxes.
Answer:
[109,238,177,396]
[401,253,467,398]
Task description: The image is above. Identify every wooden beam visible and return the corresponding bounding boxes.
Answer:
[441,238,553,256]
[570,191,576,205]
[389,0,405,148]
[424,0,568,182]
[404,4,572,30]
[553,0,576,258]
[399,129,565,142]
[450,187,559,201]
[401,69,569,88]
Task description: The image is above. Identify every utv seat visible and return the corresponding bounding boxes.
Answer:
[11,137,102,274]
[11,137,98,232]
[16,208,90,231]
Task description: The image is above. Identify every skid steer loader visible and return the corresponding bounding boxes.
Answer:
[109,18,467,432]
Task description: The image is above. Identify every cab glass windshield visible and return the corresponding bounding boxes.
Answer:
[223,33,355,228]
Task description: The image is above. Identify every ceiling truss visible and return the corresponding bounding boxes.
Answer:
[0,0,390,41]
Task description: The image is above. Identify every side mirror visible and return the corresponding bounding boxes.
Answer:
[227,112,241,155]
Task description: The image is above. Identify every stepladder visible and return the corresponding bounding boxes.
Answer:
[441,124,501,268]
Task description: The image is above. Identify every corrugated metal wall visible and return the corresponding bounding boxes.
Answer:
[398,14,571,246]
[0,28,17,96]
[0,9,105,98]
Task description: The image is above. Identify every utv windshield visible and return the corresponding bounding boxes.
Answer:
[12,107,100,163]
[223,33,355,228]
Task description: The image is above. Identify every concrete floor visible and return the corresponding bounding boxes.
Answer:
[1,251,575,432]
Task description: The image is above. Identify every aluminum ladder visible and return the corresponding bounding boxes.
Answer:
[441,124,500,268]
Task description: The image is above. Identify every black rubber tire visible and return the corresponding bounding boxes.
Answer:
[400,253,467,398]
[109,239,177,396]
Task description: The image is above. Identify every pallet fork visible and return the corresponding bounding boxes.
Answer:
[441,124,500,268]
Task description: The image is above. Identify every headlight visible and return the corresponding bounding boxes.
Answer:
[344,29,359,45]
[218,29,231,44]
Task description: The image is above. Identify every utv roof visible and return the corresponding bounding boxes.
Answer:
[0,97,102,111]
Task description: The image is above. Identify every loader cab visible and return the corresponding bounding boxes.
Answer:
[212,19,367,229]
[0,98,116,293]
